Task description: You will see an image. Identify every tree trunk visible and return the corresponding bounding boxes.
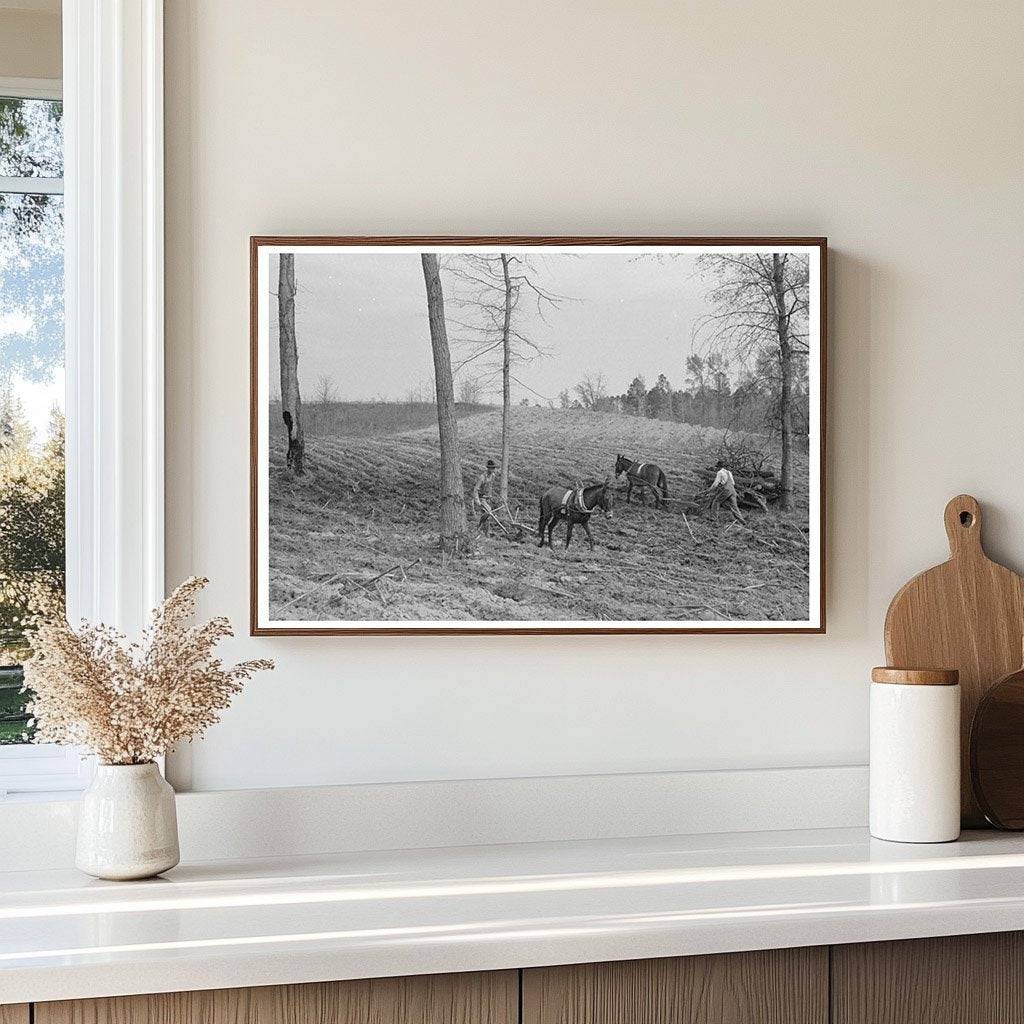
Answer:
[499,254,512,507]
[278,253,304,475]
[420,254,468,553]
[772,253,794,511]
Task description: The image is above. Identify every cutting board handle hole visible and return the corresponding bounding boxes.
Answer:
[944,495,982,554]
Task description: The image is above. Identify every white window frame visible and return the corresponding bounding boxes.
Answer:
[0,77,61,101]
[0,0,165,799]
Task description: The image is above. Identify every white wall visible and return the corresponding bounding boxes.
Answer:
[164,0,1024,792]
[0,5,61,80]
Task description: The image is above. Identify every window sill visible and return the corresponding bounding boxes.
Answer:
[0,744,93,799]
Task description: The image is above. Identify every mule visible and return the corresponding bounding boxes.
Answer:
[537,481,615,550]
[614,454,669,509]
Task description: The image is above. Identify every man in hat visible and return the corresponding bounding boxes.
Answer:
[707,459,745,523]
[471,459,498,535]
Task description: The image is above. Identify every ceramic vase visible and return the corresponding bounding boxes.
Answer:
[76,762,180,880]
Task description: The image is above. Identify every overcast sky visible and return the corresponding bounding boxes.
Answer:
[268,252,721,404]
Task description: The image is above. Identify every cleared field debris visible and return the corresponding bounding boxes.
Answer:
[268,404,811,623]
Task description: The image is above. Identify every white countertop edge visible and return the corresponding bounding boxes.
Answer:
[7,826,1024,1005]
[7,899,1024,1006]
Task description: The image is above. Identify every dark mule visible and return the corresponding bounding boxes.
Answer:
[538,481,615,550]
[614,454,669,509]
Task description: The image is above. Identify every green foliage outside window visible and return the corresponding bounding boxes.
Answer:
[0,95,65,744]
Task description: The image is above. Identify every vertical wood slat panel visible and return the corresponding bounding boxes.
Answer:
[522,948,828,1024]
[34,970,518,1024]
[0,1006,29,1024]
[832,932,1024,1024]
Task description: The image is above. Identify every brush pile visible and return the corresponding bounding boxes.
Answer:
[695,437,783,511]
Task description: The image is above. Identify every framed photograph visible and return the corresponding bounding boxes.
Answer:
[250,237,826,635]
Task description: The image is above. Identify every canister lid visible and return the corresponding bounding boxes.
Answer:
[871,667,959,686]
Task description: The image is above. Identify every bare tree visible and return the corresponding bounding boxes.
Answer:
[405,374,437,405]
[693,254,809,510]
[278,254,304,474]
[573,373,607,411]
[457,376,484,405]
[420,254,467,553]
[706,353,731,426]
[314,374,338,405]
[448,254,559,506]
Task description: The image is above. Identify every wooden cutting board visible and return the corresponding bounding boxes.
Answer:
[884,494,1024,826]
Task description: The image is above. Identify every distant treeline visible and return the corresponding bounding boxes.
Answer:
[277,346,811,441]
[561,351,811,437]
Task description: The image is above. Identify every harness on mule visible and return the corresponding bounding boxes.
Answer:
[559,487,597,516]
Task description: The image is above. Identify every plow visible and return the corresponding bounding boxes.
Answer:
[480,501,533,542]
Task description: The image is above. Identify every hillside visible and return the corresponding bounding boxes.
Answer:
[266,404,811,624]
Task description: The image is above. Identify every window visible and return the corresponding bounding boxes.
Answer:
[0,81,82,796]
[0,5,166,797]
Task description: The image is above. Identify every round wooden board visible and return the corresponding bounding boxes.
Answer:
[970,664,1024,829]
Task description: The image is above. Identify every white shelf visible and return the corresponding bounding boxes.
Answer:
[4,827,1024,1004]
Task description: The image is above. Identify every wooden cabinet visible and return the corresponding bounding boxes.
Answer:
[24,932,1024,1024]
[34,971,517,1024]
[832,932,1024,1024]
[522,948,828,1024]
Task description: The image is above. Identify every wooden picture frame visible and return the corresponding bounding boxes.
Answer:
[250,237,827,635]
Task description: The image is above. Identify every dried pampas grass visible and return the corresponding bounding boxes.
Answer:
[23,576,273,765]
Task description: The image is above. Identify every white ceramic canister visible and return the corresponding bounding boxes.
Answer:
[869,667,961,843]
[76,762,180,880]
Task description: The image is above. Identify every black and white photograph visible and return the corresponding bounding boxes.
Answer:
[251,239,825,634]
